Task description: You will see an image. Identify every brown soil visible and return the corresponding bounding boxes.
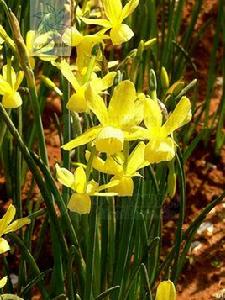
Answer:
[176,0,225,299]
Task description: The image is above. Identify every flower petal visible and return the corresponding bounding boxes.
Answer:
[3,66,16,87]
[62,126,101,151]
[101,72,117,90]
[144,98,162,129]
[126,142,145,176]
[86,83,108,125]
[110,24,134,45]
[97,179,120,192]
[87,151,123,175]
[4,217,31,234]
[81,18,111,28]
[122,0,139,20]
[74,167,87,194]
[102,0,123,24]
[67,193,91,214]
[124,126,149,140]
[108,80,136,127]
[163,96,191,135]
[14,71,24,91]
[60,60,80,90]
[132,93,145,125]
[0,276,8,288]
[26,30,35,53]
[76,32,107,72]
[94,192,117,197]
[62,27,83,46]
[0,80,12,95]
[0,204,16,236]
[86,180,99,194]
[55,164,74,188]
[0,238,10,255]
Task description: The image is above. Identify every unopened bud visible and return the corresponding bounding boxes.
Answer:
[167,161,176,198]
[149,69,157,100]
[136,40,145,58]
[144,38,157,50]
[161,66,170,89]
[156,280,176,300]
[166,81,185,96]
[8,9,34,86]
[0,25,15,51]
[40,75,63,96]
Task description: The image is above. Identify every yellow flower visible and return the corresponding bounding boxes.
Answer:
[141,97,191,164]
[62,80,145,155]
[155,280,176,300]
[0,204,31,255]
[87,142,147,196]
[0,65,24,109]
[62,27,107,74]
[0,276,7,288]
[82,0,139,45]
[60,60,116,113]
[56,164,118,214]
[25,30,56,69]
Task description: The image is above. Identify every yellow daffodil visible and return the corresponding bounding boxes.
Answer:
[139,97,191,164]
[87,142,147,196]
[0,65,24,109]
[82,0,139,45]
[0,204,31,255]
[62,80,145,155]
[155,280,176,300]
[60,60,116,113]
[25,30,56,69]
[62,27,107,74]
[56,164,118,214]
[0,276,7,288]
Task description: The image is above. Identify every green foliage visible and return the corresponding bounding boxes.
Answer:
[0,0,224,299]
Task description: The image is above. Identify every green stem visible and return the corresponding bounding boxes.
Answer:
[0,103,68,259]
[171,153,186,282]
[61,70,71,204]
[30,151,86,292]
[7,9,48,165]
[86,147,97,181]
[8,233,49,299]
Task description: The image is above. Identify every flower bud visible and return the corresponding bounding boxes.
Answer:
[40,75,63,96]
[161,66,170,89]
[156,280,176,300]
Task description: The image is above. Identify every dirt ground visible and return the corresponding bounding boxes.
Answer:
[176,0,225,299]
